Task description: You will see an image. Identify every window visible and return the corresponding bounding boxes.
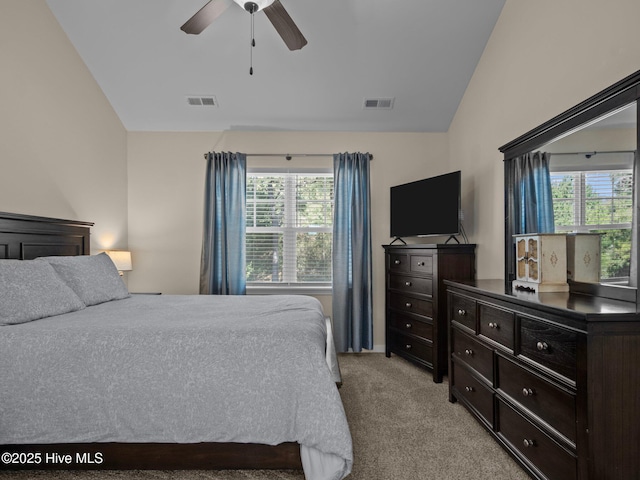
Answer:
[246,170,333,288]
[550,168,633,280]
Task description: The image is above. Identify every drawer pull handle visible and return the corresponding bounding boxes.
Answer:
[523,439,536,448]
[488,322,498,329]
[464,349,473,356]
[405,344,412,350]
[405,302,412,308]
[405,323,412,329]
[417,261,425,266]
[457,309,467,316]
[464,386,474,393]
[394,259,401,265]
[536,341,549,351]
[405,281,412,287]
[522,388,535,397]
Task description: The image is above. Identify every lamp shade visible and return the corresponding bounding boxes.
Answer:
[106,251,132,272]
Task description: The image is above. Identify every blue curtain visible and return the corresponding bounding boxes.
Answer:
[332,152,373,352]
[200,152,247,295]
[513,151,555,234]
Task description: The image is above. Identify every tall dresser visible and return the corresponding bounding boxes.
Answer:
[446,279,640,480]
[384,243,475,382]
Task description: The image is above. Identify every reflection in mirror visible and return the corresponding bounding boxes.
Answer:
[543,103,637,285]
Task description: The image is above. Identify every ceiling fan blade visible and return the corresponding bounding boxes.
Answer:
[181,0,232,35]
[263,0,307,51]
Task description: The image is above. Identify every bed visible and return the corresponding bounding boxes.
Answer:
[0,212,352,480]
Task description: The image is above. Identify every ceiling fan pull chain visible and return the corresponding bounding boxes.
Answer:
[249,6,255,75]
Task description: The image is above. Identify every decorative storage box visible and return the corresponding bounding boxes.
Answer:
[566,233,601,283]
[512,234,569,293]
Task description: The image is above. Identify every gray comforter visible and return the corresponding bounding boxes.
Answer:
[0,295,352,479]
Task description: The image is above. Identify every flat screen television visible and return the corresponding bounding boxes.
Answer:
[390,170,461,239]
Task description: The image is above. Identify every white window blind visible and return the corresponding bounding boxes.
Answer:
[550,168,633,280]
[246,171,333,286]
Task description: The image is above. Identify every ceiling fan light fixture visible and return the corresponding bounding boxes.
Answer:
[233,0,274,12]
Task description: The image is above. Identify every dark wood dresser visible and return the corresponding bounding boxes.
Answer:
[384,243,475,382]
[445,279,640,480]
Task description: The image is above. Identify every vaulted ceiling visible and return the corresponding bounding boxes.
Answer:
[46,0,505,132]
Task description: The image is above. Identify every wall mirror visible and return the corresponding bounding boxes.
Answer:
[545,103,636,286]
[500,71,640,304]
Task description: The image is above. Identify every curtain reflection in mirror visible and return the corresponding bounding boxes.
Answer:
[512,151,555,234]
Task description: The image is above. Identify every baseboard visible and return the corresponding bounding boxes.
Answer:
[341,344,386,353]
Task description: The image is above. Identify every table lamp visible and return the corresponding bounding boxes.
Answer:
[106,250,132,276]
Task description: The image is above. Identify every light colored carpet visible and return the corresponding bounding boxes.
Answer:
[0,354,529,480]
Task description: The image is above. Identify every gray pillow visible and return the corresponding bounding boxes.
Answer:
[0,260,86,326]
[40,253,130,306]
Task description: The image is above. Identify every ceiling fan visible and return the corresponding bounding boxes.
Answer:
[181,0,307,51]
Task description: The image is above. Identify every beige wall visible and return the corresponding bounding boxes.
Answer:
[0,1,128,252]
[448,0,640,280]
[127,131,450,349]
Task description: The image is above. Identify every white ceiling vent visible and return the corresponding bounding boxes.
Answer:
[186,95,218,107]
[363,97,395,110]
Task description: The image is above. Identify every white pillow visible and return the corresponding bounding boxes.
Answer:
[0,260,85,326]
[40,253,130,306]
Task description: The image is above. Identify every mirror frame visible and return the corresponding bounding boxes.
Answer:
[500,70,640,304]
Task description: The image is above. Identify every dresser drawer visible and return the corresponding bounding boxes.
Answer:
[497,399,577,480]
[497,355,576,443]
[390,292,433,317]
[410,255,433,274]
[519,316,578,381]
[451,328,493,381]
[450,293,476,331]
[451,362,494,427]
[389,253,409,273]
[389,312,433,341]
[389,274,433,296]
[479,303,515,351]
[391,332,433,364]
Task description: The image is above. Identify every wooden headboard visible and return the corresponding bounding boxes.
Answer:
[0,212,93,260]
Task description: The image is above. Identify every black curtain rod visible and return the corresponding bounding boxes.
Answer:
[203,153,373,160]
[548,150,635,156]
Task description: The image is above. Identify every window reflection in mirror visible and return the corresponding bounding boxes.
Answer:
[543,103,636,285]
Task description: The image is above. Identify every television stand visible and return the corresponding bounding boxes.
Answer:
[444,235,460,244]
[389,237,407,245]
[383,243,476,382]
